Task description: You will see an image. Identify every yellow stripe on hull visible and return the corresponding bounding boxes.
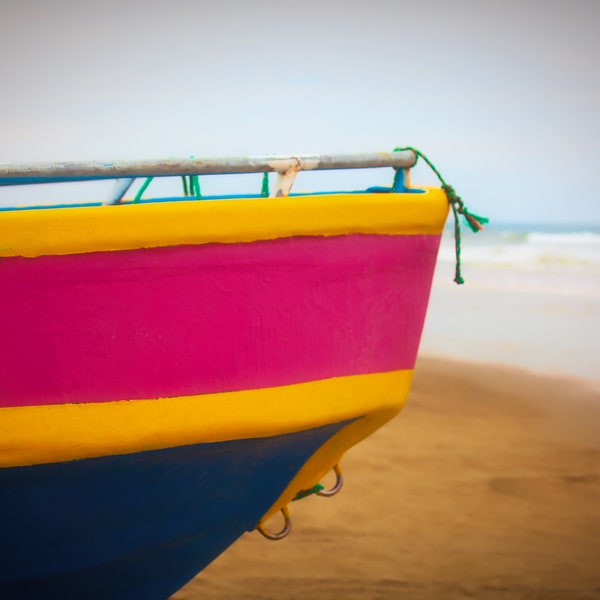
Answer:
[0,190,448,257]
[0,370,414,470]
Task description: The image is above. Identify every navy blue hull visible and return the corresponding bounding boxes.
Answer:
[0,421,348,599]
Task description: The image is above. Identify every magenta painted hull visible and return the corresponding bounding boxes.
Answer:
[0,233,441,409]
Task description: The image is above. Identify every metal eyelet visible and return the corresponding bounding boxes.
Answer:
[317,464,344,497]
[256,506,292,541]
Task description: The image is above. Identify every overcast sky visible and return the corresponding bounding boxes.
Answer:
[1,0,598,224]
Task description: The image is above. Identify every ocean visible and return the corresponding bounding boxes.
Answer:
[421,222,600,383]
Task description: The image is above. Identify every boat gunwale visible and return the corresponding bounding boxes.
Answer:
[0,189,449,258]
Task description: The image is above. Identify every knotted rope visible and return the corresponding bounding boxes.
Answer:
[393,146,488,284]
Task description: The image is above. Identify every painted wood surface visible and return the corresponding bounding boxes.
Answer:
[0,234,439,408]
[0,188,449,599]
[0,422,348,600]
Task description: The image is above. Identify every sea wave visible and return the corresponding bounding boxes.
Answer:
[526,231,600,246]
[438,228,600,269]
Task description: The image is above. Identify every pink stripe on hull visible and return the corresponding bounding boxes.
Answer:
[0,234,441,407]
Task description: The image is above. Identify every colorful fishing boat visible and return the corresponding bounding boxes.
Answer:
[0,149,474,599]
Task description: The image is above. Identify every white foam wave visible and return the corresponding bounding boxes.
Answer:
[438,229,600,269]
[527,231,600,246]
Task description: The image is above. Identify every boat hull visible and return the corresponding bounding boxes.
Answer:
[0,190,448,598]
[0,422,349,600]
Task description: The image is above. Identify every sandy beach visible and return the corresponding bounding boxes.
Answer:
[172,357,600,599]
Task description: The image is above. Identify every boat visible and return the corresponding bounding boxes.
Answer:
[0,149,475,599]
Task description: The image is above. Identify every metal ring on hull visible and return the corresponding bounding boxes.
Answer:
[256,506,292,541]
[317,464,344,497]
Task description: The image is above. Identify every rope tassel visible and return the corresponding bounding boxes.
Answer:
[394,147,489,284]
[463,211,488,232]
[443,184,488,233]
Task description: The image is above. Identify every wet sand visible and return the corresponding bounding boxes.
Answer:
[173,357,600,599]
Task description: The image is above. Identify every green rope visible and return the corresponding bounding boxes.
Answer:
[131,173,202,203]
[133,177,154,203]
[191,175,202,199]
[261,172,270,197]
[181,175,202,199]
[292,483,325,501]
[393,146,489,284]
